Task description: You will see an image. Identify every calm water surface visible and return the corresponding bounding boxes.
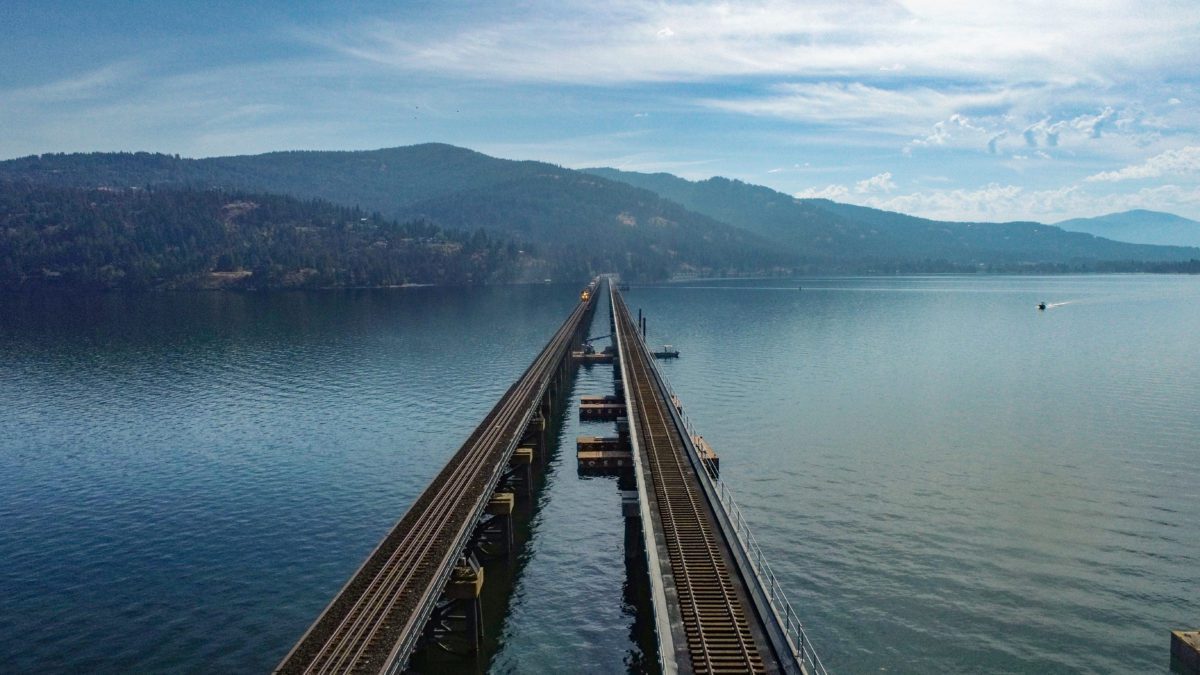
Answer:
[1,276,1197,673]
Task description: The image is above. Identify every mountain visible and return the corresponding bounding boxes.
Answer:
[3,145,1197,285]
[397,171,792,280]
[0,144,540,216]
[1056,210,1200,248]
[585,167,1200,268]
[582,169,863,261]
[0,182,550,290]
[808,200,1198,264]
[0,145,789,281]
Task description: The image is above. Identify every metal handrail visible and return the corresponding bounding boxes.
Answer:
[646,340,829,675]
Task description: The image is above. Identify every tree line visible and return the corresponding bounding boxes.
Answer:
[0,182,572,290]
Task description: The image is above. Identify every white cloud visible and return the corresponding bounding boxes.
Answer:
[869,183,1027,220]
[301,0,1200,178]
[814,181,1200,222]
[909,113,987,149]
[705,83,1015,132]
[894,103,1174,159]
[313,0,1200,86]
[795,170,896,200]
[794,184,850,200]
[855,171,896,193]
[707,80,1180,163]
[1072,106,1116,138]
[1085,145,1200,182]
[2,62,141,104]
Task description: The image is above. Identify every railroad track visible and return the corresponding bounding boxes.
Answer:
[277,293,594,675]
[614,292,766,674]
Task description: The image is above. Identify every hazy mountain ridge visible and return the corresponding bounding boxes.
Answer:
[809,200,1199,263]
[1055,210,1200,248]
[585,167,1200,266]
[583,168,865,260]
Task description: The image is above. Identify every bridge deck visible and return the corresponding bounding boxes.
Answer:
[613,289,781,674]
[276,290,596,675]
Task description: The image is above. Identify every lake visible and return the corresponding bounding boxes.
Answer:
[1,275,1197,673]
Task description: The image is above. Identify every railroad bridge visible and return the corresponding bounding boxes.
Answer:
[276,277,826,675]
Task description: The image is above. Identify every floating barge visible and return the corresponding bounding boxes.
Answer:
[577,435,632,474]
[579,394,626,421]
[572,350,614,364]
[572,344,616,364]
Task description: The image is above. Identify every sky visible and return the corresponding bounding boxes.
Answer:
[2,0,1199,222]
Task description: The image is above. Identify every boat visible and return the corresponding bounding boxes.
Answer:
[652,345,680,359]
[1038,302,1046,310]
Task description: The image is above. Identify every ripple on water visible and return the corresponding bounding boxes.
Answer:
[630,275,1200,674]
[4,279,1200,673]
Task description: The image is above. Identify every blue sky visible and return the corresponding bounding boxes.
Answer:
[3,0,1199,221]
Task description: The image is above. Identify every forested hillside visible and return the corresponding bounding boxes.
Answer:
[0,146,792,282]
[0,144,545,218]
[399,172,792,280]
[0,182,549,290]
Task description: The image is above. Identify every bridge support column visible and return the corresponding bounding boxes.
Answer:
[427,556,485,654]
[468,492,516,560]
[522,414,547,467]
[505,447,534,496]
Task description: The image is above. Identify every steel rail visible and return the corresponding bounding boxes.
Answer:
[303,303,583,672]
[377,298,590,670]
[613,291,765,674]
[314,308,577,673]
[277,291,594,674]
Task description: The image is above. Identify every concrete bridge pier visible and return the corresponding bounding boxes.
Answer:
[426,555,485,656]
[521,413,547,468]
[472,492,515,558]
[503,447,535,497]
